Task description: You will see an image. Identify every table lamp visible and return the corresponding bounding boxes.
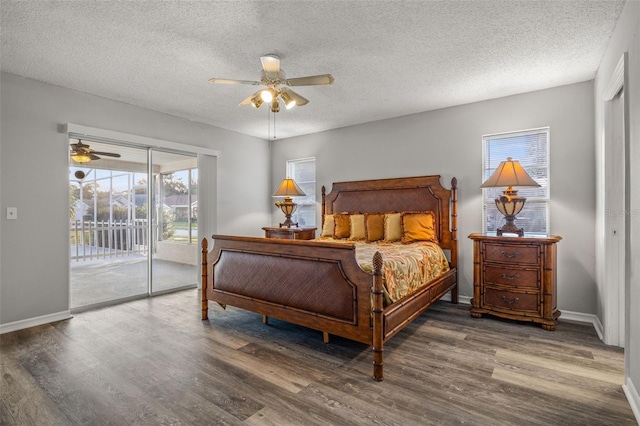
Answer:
[480,157,541,237]
[273,177,306,228]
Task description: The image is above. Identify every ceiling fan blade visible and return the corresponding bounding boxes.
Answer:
[92,151,121,158]
[260,54,280,74]
[209,78,261,85]
[89,153,101,161]
[286,74,334,86]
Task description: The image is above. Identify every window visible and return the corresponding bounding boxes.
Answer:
[482,128,549,235]
[287,157,316,227]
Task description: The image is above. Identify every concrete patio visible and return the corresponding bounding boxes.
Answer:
[70,254,198,309]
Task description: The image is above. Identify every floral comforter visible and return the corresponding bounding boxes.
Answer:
[317,239,450,305]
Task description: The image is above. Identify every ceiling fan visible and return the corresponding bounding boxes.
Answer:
[70,140,121,163]
[209,54,334,113]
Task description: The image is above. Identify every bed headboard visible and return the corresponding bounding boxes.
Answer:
[322,175,458,266]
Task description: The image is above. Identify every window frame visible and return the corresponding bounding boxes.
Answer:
[286,157,316,228]
[481,127,550,236]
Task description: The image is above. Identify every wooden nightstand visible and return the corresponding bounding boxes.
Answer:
[263,226,316,240]
[468,233,562,330]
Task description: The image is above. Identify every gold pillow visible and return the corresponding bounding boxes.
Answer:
[401,211,438,244]
[365,213,384,242]
[320,215,335,238]
[333,213,351,239]
[384,212,402,242]
[349,214,366,240]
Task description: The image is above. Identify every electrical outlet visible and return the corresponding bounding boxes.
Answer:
[7,207,17,220]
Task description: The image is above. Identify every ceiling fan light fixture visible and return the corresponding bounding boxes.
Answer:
[260,88,275,103]
[250,93,264,108]
[279,89,296,109]
[209,55,332,114]
[286,88,309,107]
[71,153,92,163]
[271,98,280,113]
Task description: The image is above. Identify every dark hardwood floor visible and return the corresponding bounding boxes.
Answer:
[1,289,636,425]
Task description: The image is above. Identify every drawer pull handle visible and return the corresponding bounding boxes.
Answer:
[501,273,519,281]
[501,295,519,304]
[500,250,519,259]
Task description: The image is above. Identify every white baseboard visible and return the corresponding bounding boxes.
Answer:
[592,314,605,341]
[559,310,604,339]
[441,292,472,304]
[623,377,640,424]
[458,295,472,305]
[0,310,72,334]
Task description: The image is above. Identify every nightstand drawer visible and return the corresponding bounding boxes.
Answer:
[484,243,538,265]
[484,288,539,313]
[483,265,539,289]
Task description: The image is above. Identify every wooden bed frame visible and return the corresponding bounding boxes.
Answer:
[201,175,458,381]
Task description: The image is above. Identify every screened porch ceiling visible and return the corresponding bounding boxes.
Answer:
[70,138,198,174]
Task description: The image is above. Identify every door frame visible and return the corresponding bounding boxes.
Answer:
[600,53,630,347]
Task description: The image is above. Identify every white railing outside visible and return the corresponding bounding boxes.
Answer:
[70,219,154,261]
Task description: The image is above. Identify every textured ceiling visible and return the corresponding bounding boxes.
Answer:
[0,1,625,140]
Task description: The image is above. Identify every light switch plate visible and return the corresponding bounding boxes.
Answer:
[7,207,17,220]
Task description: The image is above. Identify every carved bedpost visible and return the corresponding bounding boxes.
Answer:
[372,251,384,381]
[201,238,209,320]
[321,185,326,228]
[450,177,459,304]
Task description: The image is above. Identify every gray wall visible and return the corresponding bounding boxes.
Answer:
[271,81,595,314]
[0,72,270,326]
[595,0,640,416]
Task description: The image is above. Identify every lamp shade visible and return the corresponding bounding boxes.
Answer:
[480,157,540,189]
[273,178,306,197]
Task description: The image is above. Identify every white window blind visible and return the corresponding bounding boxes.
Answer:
[482,128,549,235]
[287,157,316,227]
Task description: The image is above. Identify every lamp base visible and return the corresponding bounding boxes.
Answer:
[496,216,524,237]
[279,218,299,228]
[275,197,299,228]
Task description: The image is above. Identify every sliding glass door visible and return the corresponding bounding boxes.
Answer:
[69,140,198,310]
[150,150,199,295]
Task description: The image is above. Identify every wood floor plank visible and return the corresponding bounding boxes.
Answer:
[0,354,73,426]
[496,348,624,385]
[299,380,430,425]
[492,367,637,425]
[245,406,325,426]
[195,336,312,393]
